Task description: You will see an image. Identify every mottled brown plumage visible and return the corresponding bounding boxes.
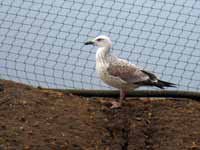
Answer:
[85,35,176,108]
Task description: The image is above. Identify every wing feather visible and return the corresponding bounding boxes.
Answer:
[107,58,149,84]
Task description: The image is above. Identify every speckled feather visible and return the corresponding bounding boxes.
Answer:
[106,54,149,84]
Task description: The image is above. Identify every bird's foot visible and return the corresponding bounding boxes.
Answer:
[110,101,122,109]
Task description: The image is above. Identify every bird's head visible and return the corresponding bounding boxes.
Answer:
[84,35,112,48]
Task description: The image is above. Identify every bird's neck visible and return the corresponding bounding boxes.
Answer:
[96,47,111,67]
[96,47,110,59]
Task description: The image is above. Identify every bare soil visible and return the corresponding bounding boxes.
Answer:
[0,80,200,150]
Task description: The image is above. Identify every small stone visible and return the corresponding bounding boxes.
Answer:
[135,117,142,121]
[33,121,39,127]
[19,126,24,131]
[1,125,6,129]
[24,145,30,150]
[19,116,26,122]
[27,130,33,135]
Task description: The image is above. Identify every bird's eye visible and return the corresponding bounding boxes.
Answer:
[97,38,103,42]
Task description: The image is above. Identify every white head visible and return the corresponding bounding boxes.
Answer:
[84,35,112,49]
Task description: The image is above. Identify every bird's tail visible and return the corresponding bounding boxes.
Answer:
[154,80,176,89]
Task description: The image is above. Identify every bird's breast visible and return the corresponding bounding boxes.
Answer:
[96,60,134,90]
[95,48,136,90]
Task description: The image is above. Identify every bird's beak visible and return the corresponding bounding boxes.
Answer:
[84,40,94,45]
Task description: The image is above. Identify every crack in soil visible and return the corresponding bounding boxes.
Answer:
[104,108,130,150]
[121,127,129,150]
[144,104,154,150]
[144,119,154,150]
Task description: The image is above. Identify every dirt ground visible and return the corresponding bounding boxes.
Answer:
[0,80,200,150]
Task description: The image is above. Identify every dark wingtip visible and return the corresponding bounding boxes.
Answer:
[166,82,176,87]
[157,80,176,89]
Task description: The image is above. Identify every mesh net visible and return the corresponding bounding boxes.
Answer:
[0,0,199,91]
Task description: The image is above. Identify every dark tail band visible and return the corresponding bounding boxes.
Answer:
[155,80,176,89]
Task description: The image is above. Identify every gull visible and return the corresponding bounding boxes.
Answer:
[85,35,175,108]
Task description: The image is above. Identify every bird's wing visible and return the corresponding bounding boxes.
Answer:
[107,57,151,84]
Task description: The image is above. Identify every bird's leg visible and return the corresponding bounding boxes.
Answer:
[110,89,125,109]
[120,89,126,101]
